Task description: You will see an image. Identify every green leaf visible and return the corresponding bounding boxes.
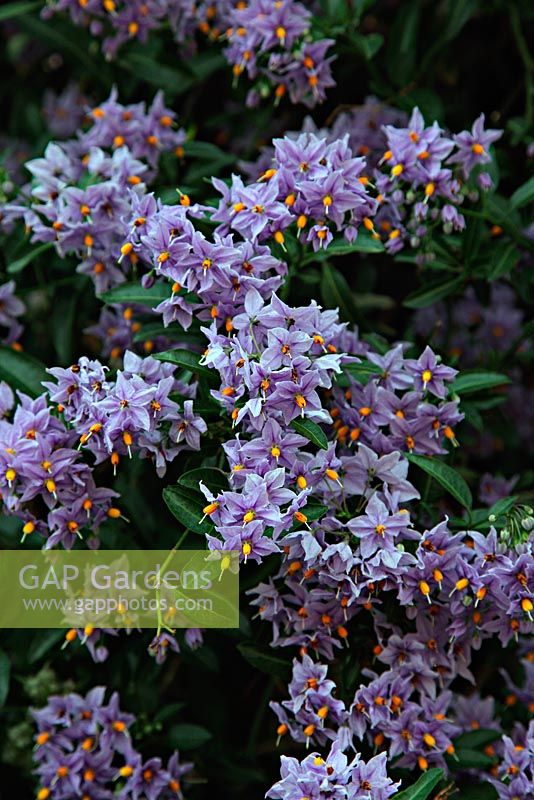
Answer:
[0,346,47,397]
[100,282,171,306]
[133,322,205,345]
[7,242,54,274]
[0,650,10,708]
[178,467,228,494]
[386,0,421,87]
[406,453,472,509]
[344,361,382,383]
[461,401,483,432]
[302,503,328,522]
[353,293,395,310]
[463,216,483,261]
[442,0,479,40]
[455,728,501,750]
[120,54,195,95]
[488,242,519,280]
[398,88,444,124]
[351,31,384,60]
[188,50,226,81]
[28,630,65,663]
[182,141,237,184]
[320,263,358,322]
[449,748,493,769]
[52,289,79,364]
[162,485,213,535]
[290,418,328,450]
[404,276,463,309]
[488,495,518,519]
[168,723,212,750]
[393,768,444,800]
[511,176,534,209]
[154,348,213,377]
[0,1,40,22]
[302,235,384,265]
[154,701,186,723]
[183,140,236,164]
[362,333,390,354]
[451,371,510,395]
[237,643,291,679]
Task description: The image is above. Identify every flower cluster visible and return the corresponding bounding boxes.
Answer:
[6,90,185,294]
[44,350,205,481]
[0,350,205,548]
[328,343,462,456]
[246,105,502,254]
[33,687,193,800]
[212,132,374,251]
[189,285,462,564]
[224,1,335,108]
[241,96,408,179]
[267,740,399,800]
[0,384,119,549]
[254,513,533,765]
[488,721,534,800]
[43,0,336,107]
[195,290,356,563]
[270,655,349,749]
[371,108,502,254]
[121,197,287,334]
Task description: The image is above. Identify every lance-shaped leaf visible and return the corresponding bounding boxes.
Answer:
[406,453,472,509]
[163,485,214,535]
[100,282,171,306]
[404,276,463,309]
[0,650,10,708]
[451,371,510,395]
[302,235,384,264]
[393,768,444,800]
[155,349,213,377]
[7,241,54,274]
[290,418,328,450]
[179,468,228,494]
[0,346,47,397]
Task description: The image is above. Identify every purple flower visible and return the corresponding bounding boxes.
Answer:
[448,113,503,177]
[267,372,325,423]
[99,372,155,434]
[404,345,458,398]
[348,494,412,559]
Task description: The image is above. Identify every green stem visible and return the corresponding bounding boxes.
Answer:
[155,529,191,636]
